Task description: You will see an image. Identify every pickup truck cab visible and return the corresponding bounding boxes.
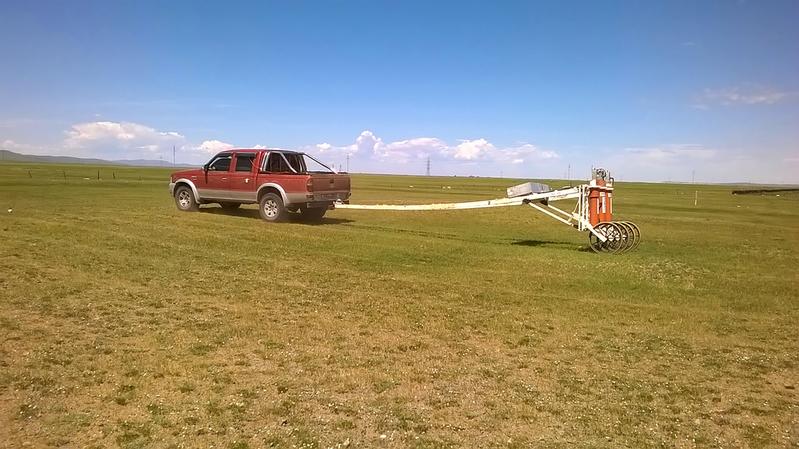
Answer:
[169,149,350,222]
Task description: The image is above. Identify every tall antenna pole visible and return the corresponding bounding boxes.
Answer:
[426,156,431,176]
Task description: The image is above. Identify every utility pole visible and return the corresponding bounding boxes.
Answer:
[691,169,695,184]
[346,154,350,173]
[173,145,176,166]
[425,156,431,176]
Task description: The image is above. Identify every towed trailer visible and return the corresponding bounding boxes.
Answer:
[335,168,641,253]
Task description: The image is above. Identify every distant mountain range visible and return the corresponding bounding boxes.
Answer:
[0,149,195,167]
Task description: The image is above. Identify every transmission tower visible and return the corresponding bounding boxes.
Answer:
[426,156,431,176]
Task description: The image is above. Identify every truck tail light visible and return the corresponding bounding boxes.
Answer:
[306,178,314,192]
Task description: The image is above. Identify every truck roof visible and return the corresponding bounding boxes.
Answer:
[226,148,301,155]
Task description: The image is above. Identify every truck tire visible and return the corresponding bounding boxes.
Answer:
[175,185,199,212]
[259,193,287,222]
[220,202,241,210]
[299,207,326,223]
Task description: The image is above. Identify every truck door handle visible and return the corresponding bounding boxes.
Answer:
[222,177,228,181]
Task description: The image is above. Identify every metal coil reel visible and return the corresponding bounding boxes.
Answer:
[588,221,641,253]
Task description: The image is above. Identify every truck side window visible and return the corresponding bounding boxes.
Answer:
[209,155,232,171]
[283,153,306,172]
[235,154,255,172]
[265,153,290,172]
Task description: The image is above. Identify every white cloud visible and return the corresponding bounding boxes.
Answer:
[375,136,447,163]
[6,120,797,182]
[497,143,559,164]
[696,84,797,107]
[2,139,31,151]
[450,138,495,160]
[58,121,254,162]
[354,130,383,154]
[196,139,234,154]
[65,121,184,147]
[63,121,187,160]
[304,130,558,168]
[624,144,717,165]
[596,143,798,184]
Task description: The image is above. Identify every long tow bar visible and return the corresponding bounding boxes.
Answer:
[333,172,642,254]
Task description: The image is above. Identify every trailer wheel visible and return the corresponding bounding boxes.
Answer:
[624,222,642,250]
[612,222,632,253]
[589,222,622,253]
[605,223,626,253]
[259,193,287,222]
[175,185,198,212]
[588,230,605,253]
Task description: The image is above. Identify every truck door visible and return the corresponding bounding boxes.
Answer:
[228,152,258,202]
[197,153,232,199]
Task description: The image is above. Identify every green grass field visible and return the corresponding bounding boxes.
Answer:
[1,162,797,448]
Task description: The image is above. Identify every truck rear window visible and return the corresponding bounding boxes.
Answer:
[264,153,292,172]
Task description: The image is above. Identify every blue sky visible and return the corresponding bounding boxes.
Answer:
[1,0,797,183]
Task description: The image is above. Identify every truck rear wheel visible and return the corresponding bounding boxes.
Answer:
[259,193,287,222]
[299,207,326,223]
[175,185,198,212]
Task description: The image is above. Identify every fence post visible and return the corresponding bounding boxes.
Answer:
[113,171,116,180]
[97,170,100,180]
[63,170,67,183]
[28,170,32,178]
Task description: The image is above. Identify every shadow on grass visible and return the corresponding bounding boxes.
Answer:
[198,206,354,225]
[512,239,586,251]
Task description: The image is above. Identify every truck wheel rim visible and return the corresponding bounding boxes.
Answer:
[178,191,191,208]
[263,199,278,218]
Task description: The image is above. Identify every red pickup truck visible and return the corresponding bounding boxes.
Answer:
[169,149,350,222]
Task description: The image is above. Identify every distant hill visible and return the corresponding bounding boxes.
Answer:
[0,149,195,167]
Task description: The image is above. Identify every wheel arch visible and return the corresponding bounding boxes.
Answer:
[174,178,200,202]
[257,183,289,204]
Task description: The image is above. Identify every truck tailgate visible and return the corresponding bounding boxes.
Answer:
[311,174,350,192]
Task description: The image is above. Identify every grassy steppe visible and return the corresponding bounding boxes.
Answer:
[1,162,797,448]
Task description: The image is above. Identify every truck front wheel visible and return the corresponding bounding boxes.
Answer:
[259,193,287,222]
[175,185,199,212]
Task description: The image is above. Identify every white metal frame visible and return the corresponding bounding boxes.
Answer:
[335,183,613,242]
